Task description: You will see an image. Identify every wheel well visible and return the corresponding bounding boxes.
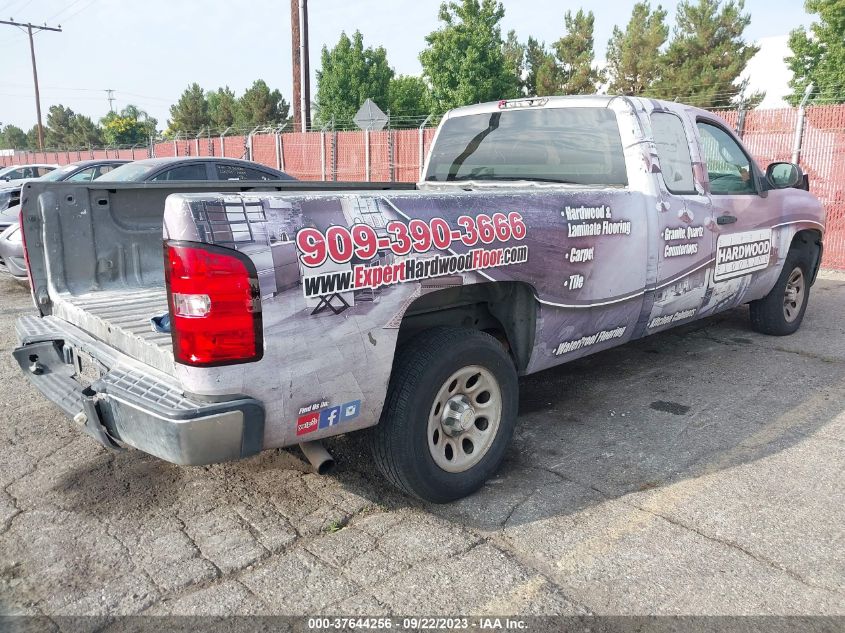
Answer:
[396,281,537,372]
[790,229,823,283]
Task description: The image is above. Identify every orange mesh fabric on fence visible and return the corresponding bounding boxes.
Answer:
[3,104,845,267]
[804,107,845,269]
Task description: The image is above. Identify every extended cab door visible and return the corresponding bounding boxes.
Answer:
[694,117,776,316]
[641,110,715,335]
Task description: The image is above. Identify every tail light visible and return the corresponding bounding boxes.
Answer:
[164,241,263,367]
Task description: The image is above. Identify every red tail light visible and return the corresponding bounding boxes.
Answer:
[164,241,263,367]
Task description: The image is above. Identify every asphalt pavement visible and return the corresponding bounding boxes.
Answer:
[0,272,843,619]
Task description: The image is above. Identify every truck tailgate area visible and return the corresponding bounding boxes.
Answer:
[52,286,174,376]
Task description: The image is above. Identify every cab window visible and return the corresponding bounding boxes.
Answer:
[65,167,97,182]
[151,163,208,181]
[651,112,695,194]
[696,121,755,194]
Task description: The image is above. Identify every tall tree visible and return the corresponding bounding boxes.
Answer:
[0,124,29,150]
[420,0,520,113]
[168,83,210,134]
[45,105,76,148]
[388,75,432,125]
[236,80,290,127]
[552,9,604,94]
[606,2,669,95]
[315,31,392,126]
[26,126,40,150]
[208,86,238,129]
[654,0,760,108]
[503,29,526,95]
[786,0,845,105]
[101,105,157,146]
[525,37,556,96]
[68,115,103,148]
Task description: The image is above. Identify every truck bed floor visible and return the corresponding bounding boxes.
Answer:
[53,287,175,375]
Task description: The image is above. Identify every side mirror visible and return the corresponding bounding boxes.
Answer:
[766,162,807,190]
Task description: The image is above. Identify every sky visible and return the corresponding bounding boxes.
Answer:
[0,0,813,131]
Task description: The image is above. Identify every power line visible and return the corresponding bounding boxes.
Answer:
[0,19,62,151]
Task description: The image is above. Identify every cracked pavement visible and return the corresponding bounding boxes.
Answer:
[0,273,843,618]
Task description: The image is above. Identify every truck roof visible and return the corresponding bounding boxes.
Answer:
[443,95,713,121]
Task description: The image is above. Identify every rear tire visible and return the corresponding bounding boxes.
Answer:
[371,327,518,503]
[749,247,811,336]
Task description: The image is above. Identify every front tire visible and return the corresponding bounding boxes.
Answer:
[371,327,518,503]
[749,247,811,336]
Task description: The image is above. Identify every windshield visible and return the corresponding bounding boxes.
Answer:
[39,164,80,182]
[425,107,628,186]
[96,162,154,182]
[0,166,19,179]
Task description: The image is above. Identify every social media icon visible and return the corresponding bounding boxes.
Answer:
[296,412,319,436]
[340,400,361,422]
[319,406,342,429]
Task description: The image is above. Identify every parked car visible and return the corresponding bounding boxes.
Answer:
[0,159,129,226]
[0,157,295,282]
[0,163,58,186]
[0,160,130,281]
[96,157,295,182]
[12,96,824,502]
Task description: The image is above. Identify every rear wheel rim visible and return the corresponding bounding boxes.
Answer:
[783,267,805,323]
[427,365,502,473]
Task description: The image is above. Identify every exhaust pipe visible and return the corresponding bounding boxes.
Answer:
[299,441,335,475]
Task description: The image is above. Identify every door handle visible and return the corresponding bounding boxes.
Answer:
[717,214,737,225]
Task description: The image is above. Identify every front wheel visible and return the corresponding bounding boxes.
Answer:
[749,248,811,336]
[371,327,518,503]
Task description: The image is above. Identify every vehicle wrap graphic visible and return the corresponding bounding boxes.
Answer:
[161,99,822,449]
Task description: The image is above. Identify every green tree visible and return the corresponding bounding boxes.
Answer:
[552,9,604,95]
[236,79,290,128]
[315,31,392,126]
[525,37,554,96]
[26,126,39,149]
[45,105,76,148]
[786,0,845,105]
[606,2,669,95]
[503,29,526,95]
[0,124,29,149]
[101,105,157,146]
[420,0,520,113]
[67,114,103,147]
[388,75,432,125]
[208,86,238,129]
[653,0,760,108]
[168,83,210,135]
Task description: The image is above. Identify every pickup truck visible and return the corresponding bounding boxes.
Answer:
[13,96,825,503]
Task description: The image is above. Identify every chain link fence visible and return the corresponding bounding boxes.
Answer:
[2,105,844,269]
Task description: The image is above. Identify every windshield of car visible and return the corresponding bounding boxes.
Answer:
[425,107,628,186]
[39,164,80,181]
[96,162,155,182]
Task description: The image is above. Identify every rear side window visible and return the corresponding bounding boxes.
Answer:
[651,113,696,194]
[425,107,627,186]
[216,163,277,180]
[65,167,97,182]
[151,163,208,181]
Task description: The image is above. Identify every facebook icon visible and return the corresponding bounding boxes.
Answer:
[319,405,342,429]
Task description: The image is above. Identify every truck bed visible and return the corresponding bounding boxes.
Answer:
[52,286,174,375]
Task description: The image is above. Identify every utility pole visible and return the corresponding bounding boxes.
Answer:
[106,89,115,112]
[0,20,62,152]
[290,0,310,133]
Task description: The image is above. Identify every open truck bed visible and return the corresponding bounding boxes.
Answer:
[16,179,415,463]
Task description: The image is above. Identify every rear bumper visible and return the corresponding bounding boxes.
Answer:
[13,314,264,465]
